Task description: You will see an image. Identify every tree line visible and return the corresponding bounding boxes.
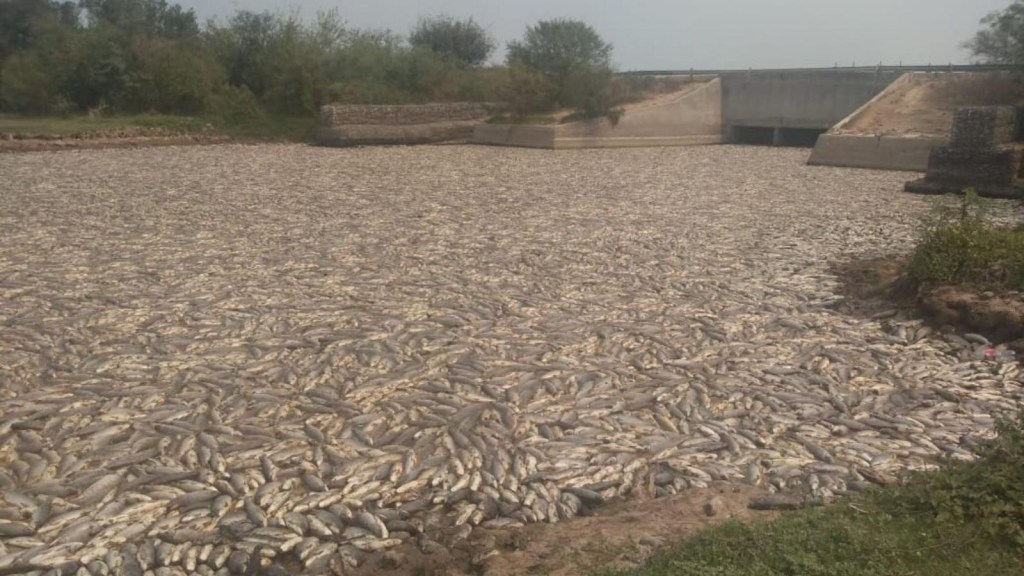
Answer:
[968,0,1024,65]
[0,0,620,120]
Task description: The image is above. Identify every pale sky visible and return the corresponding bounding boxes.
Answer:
[176,0,1011,70]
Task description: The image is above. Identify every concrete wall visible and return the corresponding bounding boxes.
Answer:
[808,134,943,172]
[807,72,951,171]
[474,79,722,149]
[721,70,903,134]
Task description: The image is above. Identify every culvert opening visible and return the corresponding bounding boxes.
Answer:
[776,128,826,148]
[728,126,827,147]
[730,126,775,146]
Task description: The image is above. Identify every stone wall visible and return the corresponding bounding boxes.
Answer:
[319,102,504,127]
[905,105,1023,198]
[315,102,504,147]
[949,106,1017,149]
[925,148,1019,187]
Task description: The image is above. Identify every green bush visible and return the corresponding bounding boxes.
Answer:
[506,18,618,118]
[504,61,556,116]
[0,51,54,113]
[125,37,222,114]
[1,1,522,120]
[207,84,265,124]
[562,64,622,121]
[408,15,495,68]
[909,191,1024,289]
[66,25,131,111]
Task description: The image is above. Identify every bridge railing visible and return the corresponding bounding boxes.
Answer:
[620,64,1019,76]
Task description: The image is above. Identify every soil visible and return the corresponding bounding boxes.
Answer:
[835,72,1024,138]
[832,256,1024,354]
[342,484,774,576]
[0,126,233,153]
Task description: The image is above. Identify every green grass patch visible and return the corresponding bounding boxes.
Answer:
[210,114,317,142]
[0,114,207,135]
[609,414,1024,576]
[0,113,316,142]
[910,190,1024,290]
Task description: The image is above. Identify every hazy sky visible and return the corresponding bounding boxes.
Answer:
[175,0,1010,70]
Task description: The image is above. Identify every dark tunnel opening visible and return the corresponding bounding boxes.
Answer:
[727,126,827,148]
[776,127,827,147]
[729,126,776,146]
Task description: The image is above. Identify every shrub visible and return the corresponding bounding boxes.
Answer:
[0,51,54,113]
[503,61,556,116]
[125,37,222,114]
[909,190,1024,289]
[208,84,265,124]
[506,18,618,118]
[562,64,621,120]
[408,15,495,68]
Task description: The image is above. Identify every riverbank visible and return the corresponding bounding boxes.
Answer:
[0,114,316,152]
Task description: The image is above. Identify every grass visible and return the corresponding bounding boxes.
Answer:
[910,190,1024,290]
[606,415,1024,576]
[0,113,317,142]
[0,113,207,135]
[213,114,317,142]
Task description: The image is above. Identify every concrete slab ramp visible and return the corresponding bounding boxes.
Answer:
[810,133,944,172]
[474,79,722,149]
[809,72,1022,171]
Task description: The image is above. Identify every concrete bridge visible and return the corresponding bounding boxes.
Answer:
[477,65,1014,152]
[627,64,1013,146]
[719,69,903,145]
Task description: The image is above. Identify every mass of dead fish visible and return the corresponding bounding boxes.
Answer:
[1,144,1022,575]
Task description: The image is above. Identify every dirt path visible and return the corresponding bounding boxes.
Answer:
[346,484,773,576]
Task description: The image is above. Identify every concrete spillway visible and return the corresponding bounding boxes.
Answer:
[469,66,1021,163]
[720,69,904,145]
[473,69,911,151]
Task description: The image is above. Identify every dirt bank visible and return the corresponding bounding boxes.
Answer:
[834,72,1024,138]
[341,485,773,576]
[0,126,233,153]
[833,256,1024,354]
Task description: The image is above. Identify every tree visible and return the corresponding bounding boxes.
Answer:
[408,15,494,67]
[966,0,1024,64]
[506,19,616,117]
[124,36,222,113]
[0,1,78,63]
[79,0,199,39]
[205,10,277,98]
[0,2,80,113]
